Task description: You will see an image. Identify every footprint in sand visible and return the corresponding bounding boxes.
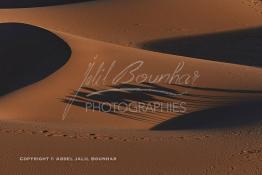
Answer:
[40,130,49,134]
[13,129,25,134]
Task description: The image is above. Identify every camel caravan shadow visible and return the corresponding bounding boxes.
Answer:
[141,27,262,67]
[62,83,262,128]
[0,23,71,96]
[0,0,94,8]
[62,83,186,124]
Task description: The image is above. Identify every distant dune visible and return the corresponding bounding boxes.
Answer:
[0,0,92,8]
[142,27,262,67]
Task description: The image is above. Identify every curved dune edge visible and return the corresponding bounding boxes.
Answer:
[140,26,262,68]
[0,0,93,8]
[0,23,71,96]
[0,0,260,48]
[0,26,261,129]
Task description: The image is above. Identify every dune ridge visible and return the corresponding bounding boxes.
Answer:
[141,27,262,67]
[0,0,261,47]
[0,0,93,8]
[0,24,261,129]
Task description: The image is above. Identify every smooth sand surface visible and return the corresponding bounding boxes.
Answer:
[0,0,262,174]
[0,120,261,175]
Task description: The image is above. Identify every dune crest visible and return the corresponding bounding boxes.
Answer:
[0,0,93,8]
[0,28,261,129]
[142,27,262,67]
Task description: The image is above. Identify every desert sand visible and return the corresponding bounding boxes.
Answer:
[0,0,261,174]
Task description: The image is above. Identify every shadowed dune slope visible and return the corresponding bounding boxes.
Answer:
[0,0,93,8]
[152,100,262,130]
[0,23,71,96]
[142,27,262,67]
[0,25,262,128]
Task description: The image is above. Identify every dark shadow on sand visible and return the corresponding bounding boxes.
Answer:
[0,23,71,96]
[0,0,94,8]
[142,27,262,67]
[152,100,262,130]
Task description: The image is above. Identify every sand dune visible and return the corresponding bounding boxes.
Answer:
[0,23,71,96]
[0,0,262,174]
[142,27,262,67]
[0,26,261,129]
[0,0,261,46]
[0,0,92,8]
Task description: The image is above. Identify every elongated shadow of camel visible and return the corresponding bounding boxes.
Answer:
[62,83,187,123]
[62,83,262,127]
